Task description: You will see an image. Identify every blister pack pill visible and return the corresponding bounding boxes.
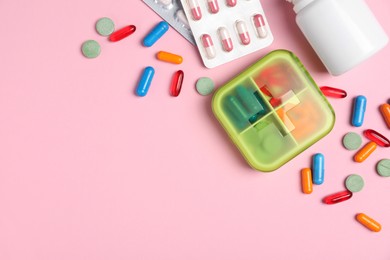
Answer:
[143,0,196,45]
[180,0,273,68]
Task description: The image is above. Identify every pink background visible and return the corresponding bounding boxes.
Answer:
[1,0,390,259]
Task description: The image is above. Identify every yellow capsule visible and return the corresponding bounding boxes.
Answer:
[354,141,377,163]
[301,168,313,194]
[356,213,381,232]
[156,51,183,64]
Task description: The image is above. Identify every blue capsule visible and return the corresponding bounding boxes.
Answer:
[143,21,169,47]
[236,86,264,116]
[352,95,367,127]
[136,66,155,97]
[312,153,324,185]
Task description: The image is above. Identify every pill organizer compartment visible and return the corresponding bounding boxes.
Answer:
[212,50,335,172]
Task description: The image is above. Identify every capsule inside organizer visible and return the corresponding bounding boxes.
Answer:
[187,0,202,20]
[236,86,265,119]
[253,14,267,38]
[218,27,233,52]
[201,34,216,59]
[236,20,250,45]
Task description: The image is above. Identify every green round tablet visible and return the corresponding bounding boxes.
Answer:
[196,77,215,96]
[345,174,364,192]
[342,132,362,150]
[96,17,115,36]
[81,40,101,58]
[376,159,390,177]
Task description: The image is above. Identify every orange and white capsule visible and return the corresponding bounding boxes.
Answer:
[253,14,267,38]
[226,0,236,7]
[156,51,183,64]
[218,27,233,52]
[236,20,250,45]
[187,0,202,20]
[301,168,313,194]
[354,141,377,163]
[201,34,216,59]
[380,103,390,129]
[356,213,381,232]
[207,0,219,14]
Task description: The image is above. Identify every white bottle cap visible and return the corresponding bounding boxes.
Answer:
[285,0,315,13]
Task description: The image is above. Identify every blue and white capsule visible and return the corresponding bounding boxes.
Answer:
[352,95,367,127]
[136,66,155,97]
[143,21,169,47]
[312,153,324,185]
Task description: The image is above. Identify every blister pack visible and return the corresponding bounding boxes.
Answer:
[142,0,196,45]
[179,0,273,68]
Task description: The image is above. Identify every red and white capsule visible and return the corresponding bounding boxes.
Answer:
[226,0,237,7]
[187,0,202,20]
[207,0,219,14]
[201,34,216,59]
[253,14,267,38]
[236,20,250,45]
[218,27,233,52]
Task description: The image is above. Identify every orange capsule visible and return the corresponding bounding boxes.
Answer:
[156,51,183,64]
[356,213,381,232]
[380,103,390,129]
[301,168,313,194]
[354,141,377,163]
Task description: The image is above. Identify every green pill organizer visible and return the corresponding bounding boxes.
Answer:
[212,50,335,172]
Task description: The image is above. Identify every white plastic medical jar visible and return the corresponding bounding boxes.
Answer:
[286,0,388,76]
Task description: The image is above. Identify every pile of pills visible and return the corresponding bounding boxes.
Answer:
[82,17,215,97]
[299,88,390,232]
[137,20,190,97]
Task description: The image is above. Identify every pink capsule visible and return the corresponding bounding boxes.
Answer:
[253,14,267,38]
[218,27,233,52]
[207,0,219,14]
[201,34,216,59]
[236,20,250,45]
[226,0,237,7]
[187,0,202,20]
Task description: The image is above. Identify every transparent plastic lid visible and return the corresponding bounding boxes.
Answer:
[212,50,335,172]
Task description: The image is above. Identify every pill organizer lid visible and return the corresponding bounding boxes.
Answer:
[212,50,335,171]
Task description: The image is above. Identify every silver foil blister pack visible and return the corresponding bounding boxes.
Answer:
[142,0,196,45]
